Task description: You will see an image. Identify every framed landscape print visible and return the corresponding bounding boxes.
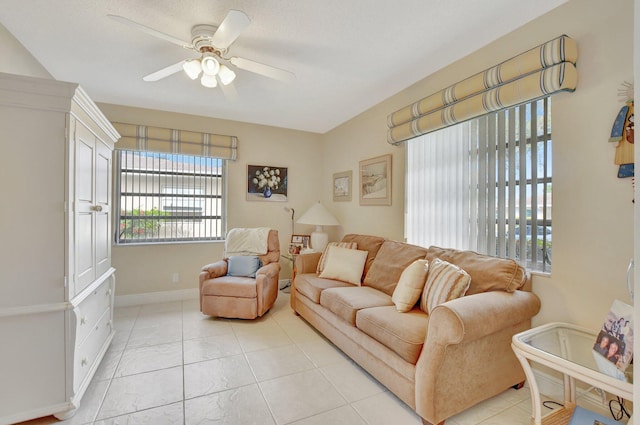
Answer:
[333,170,352,202]
[247,164,288,202]
[359,154,391,206]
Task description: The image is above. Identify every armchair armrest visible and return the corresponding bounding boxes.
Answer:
[256,262,281,279]
[294,252,322,274]
[199,260,228,284]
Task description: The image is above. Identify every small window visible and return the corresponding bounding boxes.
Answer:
[115,151,225,244]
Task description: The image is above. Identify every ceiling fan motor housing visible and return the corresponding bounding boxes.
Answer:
[191,24,224,54]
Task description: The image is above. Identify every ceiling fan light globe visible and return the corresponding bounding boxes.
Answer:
[218,65,236,86]
[200,74,218,88]
[183,59,202,80]
[201,54,220,76]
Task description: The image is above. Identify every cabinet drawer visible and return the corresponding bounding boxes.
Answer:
[75,279,113,346]
[74,308,112,390]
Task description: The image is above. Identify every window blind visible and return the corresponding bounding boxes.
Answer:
[388,35,577,144]
[112,122,238,161]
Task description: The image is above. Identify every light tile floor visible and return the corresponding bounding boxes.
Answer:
[19,292,560,425]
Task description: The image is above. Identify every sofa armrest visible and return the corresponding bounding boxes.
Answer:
[415,289,541,424]
[294,252,322,274]
[427,290,541,345]
[200,260,228,283]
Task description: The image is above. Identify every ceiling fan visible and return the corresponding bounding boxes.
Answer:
[108,9,295,89]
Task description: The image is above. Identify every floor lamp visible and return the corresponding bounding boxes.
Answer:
[296,202,340,252]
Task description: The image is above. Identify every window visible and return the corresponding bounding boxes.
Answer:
[406,98,552,272]
[115,151,225,244]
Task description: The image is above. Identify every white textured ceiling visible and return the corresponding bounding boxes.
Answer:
[0,0,566,133]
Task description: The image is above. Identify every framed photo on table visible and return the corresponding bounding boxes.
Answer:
[333,170,352,202]
[291,234,310,253]
[359,154,392,206]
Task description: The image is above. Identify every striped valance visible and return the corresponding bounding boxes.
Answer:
[387,35,578,144]
[112,122,238,160]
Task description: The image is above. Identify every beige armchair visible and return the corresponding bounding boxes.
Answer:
[199,229,281,319]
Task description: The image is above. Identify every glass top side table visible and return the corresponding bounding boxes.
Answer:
[512,322,633,425]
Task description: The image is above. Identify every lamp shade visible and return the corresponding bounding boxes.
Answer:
[297,202,340,251]
[297,202,340,226]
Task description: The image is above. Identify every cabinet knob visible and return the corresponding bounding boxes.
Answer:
[80,317,87,325]
[90,205,103,212]
[106,289,112,296]
[81,358,88,367]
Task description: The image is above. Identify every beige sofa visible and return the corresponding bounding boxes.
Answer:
[290,234,541,425]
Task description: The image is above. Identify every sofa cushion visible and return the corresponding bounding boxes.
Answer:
[420,258,471,314]
[426,246,526,294]
[391,259,429,312]
[318,246,368,285]
[356,306,428,364]
[363,240,429,296]
[320,286,394,326]
[341,234,386,279]
[295,273,352,304]
[317,241,358,273]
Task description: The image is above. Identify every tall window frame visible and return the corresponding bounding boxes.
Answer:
[115,150,226,245]
[405,97,552,272]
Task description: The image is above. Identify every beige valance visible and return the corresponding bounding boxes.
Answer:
[387,35,578,144]
[112,122,238,160]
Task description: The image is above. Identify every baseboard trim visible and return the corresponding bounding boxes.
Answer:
[114,288,199,307]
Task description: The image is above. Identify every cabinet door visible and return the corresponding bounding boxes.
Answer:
[75,123,96,294]
[95,140,112,277]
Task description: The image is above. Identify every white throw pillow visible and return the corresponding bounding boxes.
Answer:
[316,241,358,273]
[420,258,471,314]
[391,259,429,312]
[318,245,368,285]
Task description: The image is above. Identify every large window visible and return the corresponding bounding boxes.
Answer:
[115,151,225,244]
[406,98,552,272]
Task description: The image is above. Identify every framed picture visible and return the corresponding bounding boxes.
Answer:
[291,234,311,249]
[333,170,352,202]
[247,165,288,202]
[359,154,392,206]
[288,244,302,255]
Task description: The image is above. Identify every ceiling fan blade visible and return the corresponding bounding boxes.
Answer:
[211,10,251,49]
[229,57,295,82]
[143,60,187,82]
[108,14,192,49]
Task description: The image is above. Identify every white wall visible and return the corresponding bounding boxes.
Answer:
[0,23,51,78]
[97,103,324,296]
[320,0,635,330]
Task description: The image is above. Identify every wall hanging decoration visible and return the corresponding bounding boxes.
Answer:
[609,81,634,202]
[247,165,288,201]
[359,154,392,206]
[333,170,352,202]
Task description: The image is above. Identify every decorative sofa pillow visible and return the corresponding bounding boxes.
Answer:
[316,241,358,273]
[318,245,368,285]
[227,255,262,278]
[391,259,430,312]
[420,258,471,314]
[426,246,526,294]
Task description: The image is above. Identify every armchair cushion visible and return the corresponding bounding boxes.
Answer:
[227,255,262,277]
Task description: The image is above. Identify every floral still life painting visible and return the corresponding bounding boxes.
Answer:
[247,165,288,202]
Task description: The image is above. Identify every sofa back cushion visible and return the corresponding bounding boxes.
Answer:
[363,240,428,296]
[426,246,526,295]
[341,234,386,279]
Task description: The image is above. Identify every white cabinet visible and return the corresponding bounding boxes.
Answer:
[0,72,119,424]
